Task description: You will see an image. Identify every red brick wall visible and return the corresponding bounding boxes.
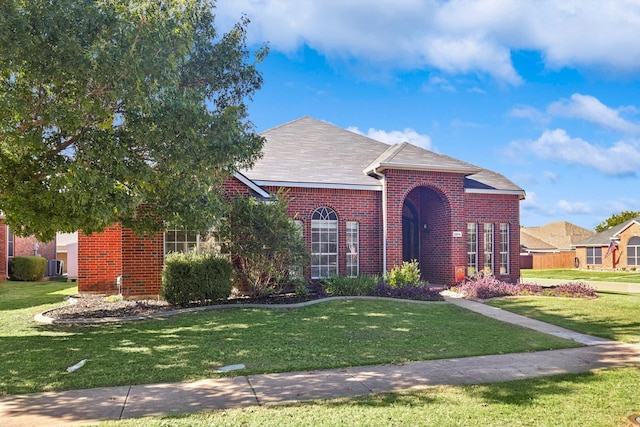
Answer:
[78,226,123,294]
[0,221,6,278]
[384,170,466,285]
[264,186,383,277]
[14,235,56,260]
[464,192,521,283]
[121,229,164,298]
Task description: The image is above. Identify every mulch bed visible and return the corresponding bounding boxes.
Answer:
[46,292,327,320]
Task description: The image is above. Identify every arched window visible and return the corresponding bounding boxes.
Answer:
[311,207,338,278]
[628,236,640,266]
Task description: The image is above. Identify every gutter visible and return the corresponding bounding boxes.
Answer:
[376,169,388,278]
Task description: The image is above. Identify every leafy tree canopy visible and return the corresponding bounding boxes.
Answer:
[594,210,640,233]
[0,0,267,240]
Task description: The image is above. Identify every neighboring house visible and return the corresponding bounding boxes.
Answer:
[520,221,595,269]
[77,117,526,297]
[521,222,595,253]
[573,215,640,270]
[0,216,59,278]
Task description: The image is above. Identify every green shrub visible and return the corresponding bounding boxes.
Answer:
[387,260,422,287]
[9,256,47,281]
[218,190,309,297]
[322,275,380,296]
[161,251,232,306]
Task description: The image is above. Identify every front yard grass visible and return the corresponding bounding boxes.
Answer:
[0,280,577,395]
[100,367,640,427]
[488,291,640,343]
[521,268,640,283]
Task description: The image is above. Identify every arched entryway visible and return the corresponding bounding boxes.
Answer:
[402,186,451,284]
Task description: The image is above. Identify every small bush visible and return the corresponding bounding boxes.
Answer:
[372,283,444,301]
[387,260,422,287]
[9,256,47,281]
[322,275,380,296]
[543,282,597,298]
[455,278,597,300]
[162,251,232,306]
[455,276,521,299]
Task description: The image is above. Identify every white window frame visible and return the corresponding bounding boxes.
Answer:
[483,223,494,274]
[7,227,14,257]
[346,221,359,277]
[499,223,509,275]
[164,228,200,255]
[311,207,338,279]
[467,223,478,276]
[586,247,602,264]
[627,237,640,266]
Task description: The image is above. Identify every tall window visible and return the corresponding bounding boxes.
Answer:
[164,228,199,254]
[628,237,640,266]
[499,223,509,275]
[483,223,494,274]
[467,223,478,276]
[586,247,602,264]
[346,221,359,277]
[311,207,338,278]
[7,227,14,257]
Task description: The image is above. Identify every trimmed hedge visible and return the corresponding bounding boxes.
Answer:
[161,251,232,306]
[9,256,47,281]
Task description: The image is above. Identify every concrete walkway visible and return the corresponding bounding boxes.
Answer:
[2,297,640,426]
[520,277,640,294]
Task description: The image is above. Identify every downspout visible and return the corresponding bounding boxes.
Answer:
[377,169,388,278]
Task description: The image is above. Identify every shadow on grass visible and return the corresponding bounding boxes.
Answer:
[0,280,76,312]
[488,293,640,343]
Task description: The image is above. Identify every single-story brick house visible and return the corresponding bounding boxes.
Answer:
[0,216,59,278]
[573,215,640,270]
[77,117,526,297]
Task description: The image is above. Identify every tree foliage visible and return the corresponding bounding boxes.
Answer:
[219,191,309,297]
[595,210,640,233]
[0,0,267,239]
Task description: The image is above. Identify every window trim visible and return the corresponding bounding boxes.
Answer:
[346,221,359,277]
[499,223,509,275]
[627,236,640,266]
[467,223,478,276]
[483,223,494,274]
[586,247,602,265]
[311,207,338,279]
[7,227,14,257]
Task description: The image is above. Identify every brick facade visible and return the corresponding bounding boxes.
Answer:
[0,221,6,278]
[77,169,522,297]
[575,221,640,270]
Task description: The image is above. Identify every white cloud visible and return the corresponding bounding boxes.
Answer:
[543,171,558,183]
[348,126,433,150]
[557,200,591,214]
[216,0,640,84]
[509,106,549,125]
[520,191,554,216]
[422,75,456,93]
[548,94,640,135]
[529,129,640,176]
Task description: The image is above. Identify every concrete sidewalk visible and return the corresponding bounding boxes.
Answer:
[2,298,640,426]
[521,277,640,294]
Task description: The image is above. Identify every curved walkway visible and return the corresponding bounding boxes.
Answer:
[3,295,640,426]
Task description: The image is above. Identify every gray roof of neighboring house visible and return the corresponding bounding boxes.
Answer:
[243,116,525,196]
[520,229,558,252]
[574,216,640,247]
[522,221,595,251]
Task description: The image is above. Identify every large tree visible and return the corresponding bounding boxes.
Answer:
[0,0,266,240]
[595,210,640,233]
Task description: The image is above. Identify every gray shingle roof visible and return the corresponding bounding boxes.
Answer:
[243,117,524,196]
[574,216,640,247]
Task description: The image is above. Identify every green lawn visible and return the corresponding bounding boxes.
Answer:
[521,268,640,283]
[100,367,640,427]
[488,291,640,343]
[0,280,576,395]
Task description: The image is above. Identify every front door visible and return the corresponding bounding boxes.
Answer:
[402,202,419,262]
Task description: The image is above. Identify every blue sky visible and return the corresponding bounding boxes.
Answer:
[215,0,640,231]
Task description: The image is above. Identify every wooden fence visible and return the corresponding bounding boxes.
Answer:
[520,251,577,269]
